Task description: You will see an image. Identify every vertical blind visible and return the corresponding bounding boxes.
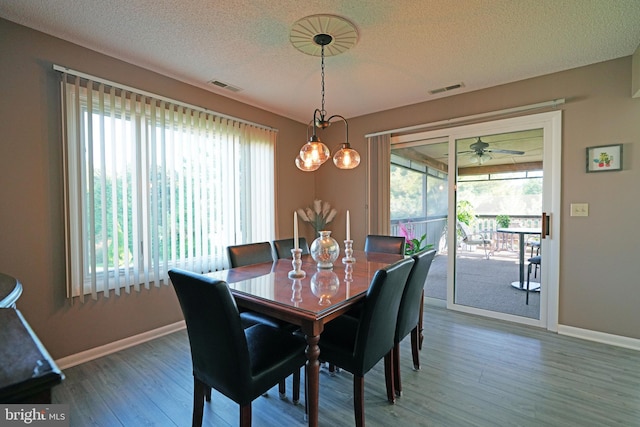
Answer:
[60,71,276,301]
[366,134,391,235]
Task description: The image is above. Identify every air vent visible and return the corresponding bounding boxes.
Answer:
[428,82,464,95]
[207,79,242,93]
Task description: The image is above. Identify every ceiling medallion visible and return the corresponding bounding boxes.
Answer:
[290,14,358,57]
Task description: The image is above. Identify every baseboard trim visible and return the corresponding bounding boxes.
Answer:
[425,297,640,351]
[55,320,186,369]
[558,324,640,351]
[425,296,447,308]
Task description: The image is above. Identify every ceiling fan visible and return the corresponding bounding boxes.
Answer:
[459,137,525,165]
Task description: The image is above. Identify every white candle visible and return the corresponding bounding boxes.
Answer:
[294,211,299,250]
[346,210,350,241]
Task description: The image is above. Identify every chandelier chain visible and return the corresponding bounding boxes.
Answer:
[320,44,326,116]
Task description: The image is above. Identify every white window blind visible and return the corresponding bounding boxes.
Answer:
[59,70,276,301]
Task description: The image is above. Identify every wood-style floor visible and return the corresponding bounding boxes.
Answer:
[53,305,640,426]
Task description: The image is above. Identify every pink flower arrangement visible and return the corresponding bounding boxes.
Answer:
[398,222,429,255]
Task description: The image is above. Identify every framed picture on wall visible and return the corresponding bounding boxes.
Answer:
[586,144,622,173]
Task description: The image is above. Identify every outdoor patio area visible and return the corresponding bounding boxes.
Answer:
[425,246,541,319]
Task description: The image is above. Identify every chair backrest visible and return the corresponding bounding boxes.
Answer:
[168,268,252,400]
[395,249,436,343]
[273,237,310,259]
[364,234,406,255]
[227,242,274,268]
[458,222,473,240]
[353,257,415,374]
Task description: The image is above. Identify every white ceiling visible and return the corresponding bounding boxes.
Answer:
[2,1,640,124]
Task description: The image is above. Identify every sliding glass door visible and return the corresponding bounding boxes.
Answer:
[390,111,561,330]
[453,130,543,320]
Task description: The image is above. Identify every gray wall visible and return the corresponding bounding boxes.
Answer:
[1,17,639,361]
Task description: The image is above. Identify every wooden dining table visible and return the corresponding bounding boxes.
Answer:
[205,250,405,427]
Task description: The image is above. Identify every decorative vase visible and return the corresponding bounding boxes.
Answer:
[310,230,340,269]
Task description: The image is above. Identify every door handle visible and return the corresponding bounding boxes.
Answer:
[541,212,550,238]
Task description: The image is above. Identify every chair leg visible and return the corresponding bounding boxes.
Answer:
[418,291,425,350]
[384,351,395,403]
[279,379,286,399]
[353,375,365,427]
[304,365,308,417]
[526,263,532,305]
[193,378,206,427]
[392,343,402,397]
[329,363,338,376]
[205,386,212,402]
[293,368,300,404]
[410,326,420,371]
[239,403,251,427]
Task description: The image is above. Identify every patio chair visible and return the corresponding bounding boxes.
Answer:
[526,237,541,276]
[526,255,541,305]
[457,222,492,259]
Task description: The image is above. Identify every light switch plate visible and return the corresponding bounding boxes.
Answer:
[570,203,589,217]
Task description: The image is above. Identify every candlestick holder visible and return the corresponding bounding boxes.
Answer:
[344,263,353,299]
[291,279,303,306]
[342,239,355,263]
[288,248,306,278]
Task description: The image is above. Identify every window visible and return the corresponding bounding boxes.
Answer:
[390,153,448,250]
[60,72,276,300]
[390,154,447,221]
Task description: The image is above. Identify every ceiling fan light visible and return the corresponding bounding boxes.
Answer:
[333,144,361,169]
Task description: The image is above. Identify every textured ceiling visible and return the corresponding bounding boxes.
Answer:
[1,0,640,124]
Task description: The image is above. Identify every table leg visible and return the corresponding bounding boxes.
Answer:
[304,333,320,427]
[518,235,525,288]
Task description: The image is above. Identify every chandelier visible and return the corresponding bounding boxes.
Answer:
[290,15,361,171]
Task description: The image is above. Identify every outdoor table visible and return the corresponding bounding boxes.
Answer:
[496,227,541,290]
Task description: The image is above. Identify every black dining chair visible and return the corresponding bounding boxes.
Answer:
[227,242,282,328]
[227,242,274,268]
[226,242,301,401]
[326,234,406,377]
[273,237,310,259]
[364,234,406,255]
[168,268,307,427]
[389,249,436,397]
[318,257,415,426]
